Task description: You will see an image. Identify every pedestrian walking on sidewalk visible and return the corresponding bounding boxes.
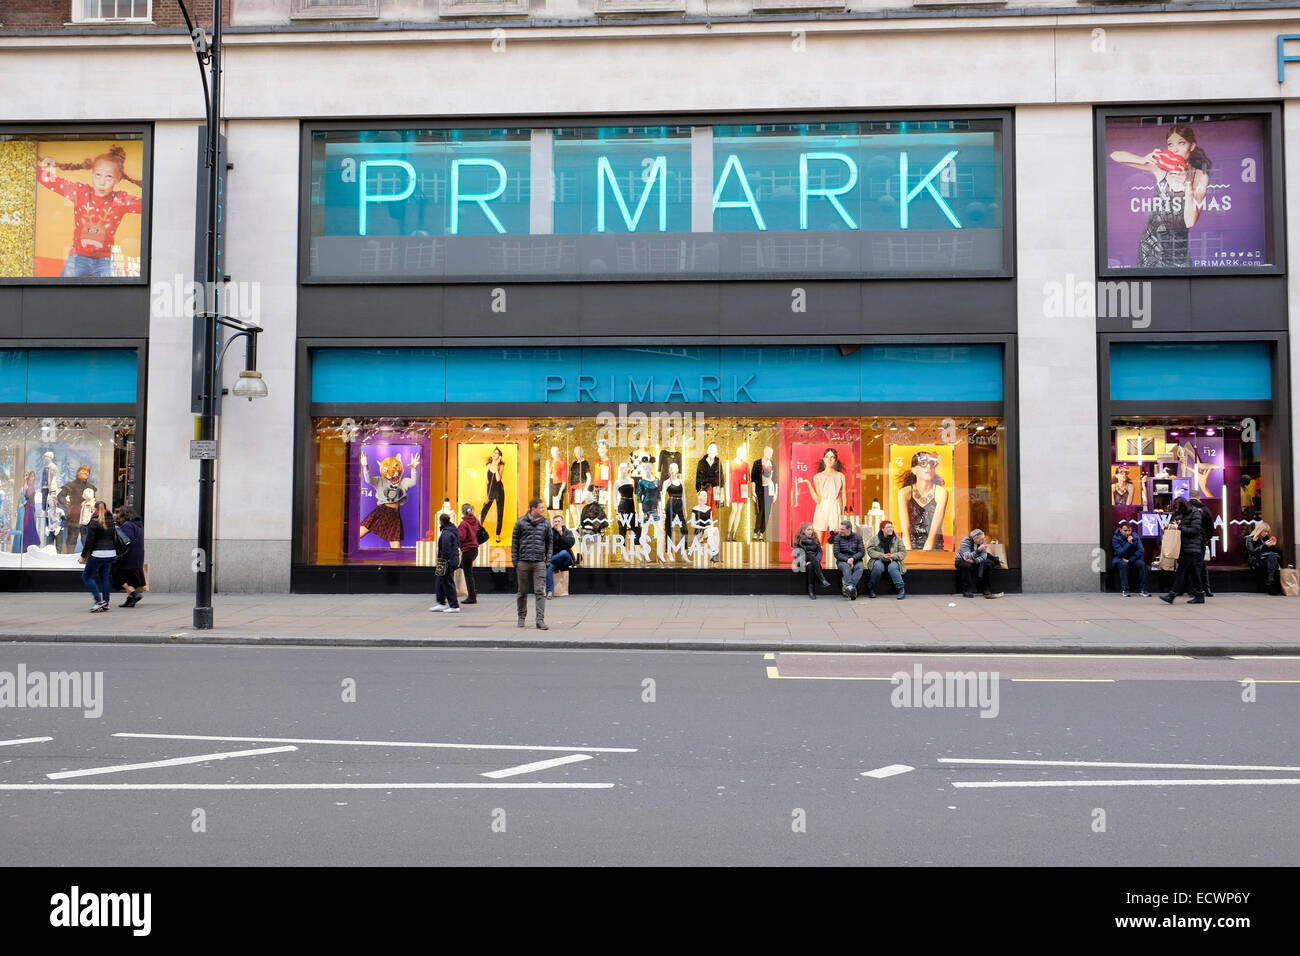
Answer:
[1160,497,1205,605]
[111,507,146,607]
[512,497,553,629]
[794,521,831,599]
[429,513,461,613]
[457,503,485,605]
[77,501,117,612]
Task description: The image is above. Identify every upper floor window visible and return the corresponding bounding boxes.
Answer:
[74,0,151,21]
[290,0,380,17]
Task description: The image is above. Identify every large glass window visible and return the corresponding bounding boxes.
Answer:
[1108,417,1273,568]
[0,131,148,279]
[305,414,1008,571]
[0,417,137,569]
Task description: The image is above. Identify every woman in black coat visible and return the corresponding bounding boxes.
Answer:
[78,501,118,612]
[794,521,831,599]
[111,507,146,607]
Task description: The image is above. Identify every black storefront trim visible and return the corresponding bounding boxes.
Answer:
[293,564,1023,596]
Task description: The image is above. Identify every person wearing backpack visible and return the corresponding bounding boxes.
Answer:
[77,500,117,612]
[111,507,146,607]
[429,512,461,613]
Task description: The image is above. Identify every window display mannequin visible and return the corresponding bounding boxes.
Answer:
[636,452,661,522]
[57,464,96,554]
[695,442,725,512]
[896,450,948,552]
[39,492,66,549]
[547,446,568,512]
[658,448,682,483]
[359,451,420,548]
[480,446,506,543]
[39,451,60,497]
[578,487,609,536]
[568,446,590,528]
[76,488,95,552]
[662,462,686,542]
[690,490,713,544]
[593,440,613,508]
[725,445,749,543]
[750,446,776,542]
[866,498,887,539]
[614,462,641,548]
[800,447,848,549]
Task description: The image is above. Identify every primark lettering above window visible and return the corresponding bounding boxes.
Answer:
[306,119,1007,281]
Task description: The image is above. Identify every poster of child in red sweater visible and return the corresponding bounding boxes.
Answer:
[34,140,145,277]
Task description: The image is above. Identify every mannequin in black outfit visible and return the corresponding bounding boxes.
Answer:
[663,462,686,542]
[750,446,776,541]
[615,463,641,548]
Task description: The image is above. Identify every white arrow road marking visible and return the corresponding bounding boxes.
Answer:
[861,764,914,779]
[1,783,614,791]
[47,745,298,780]
[0,737,53,747]
[954,778,1300,789]
[113,733,636,754]
[940,758,1300,772]
[482,754,593,779]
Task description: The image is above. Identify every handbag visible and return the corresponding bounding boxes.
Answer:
[1280,567,1299,598]
[1158,526,1181,572]
[434,559,447,576]
[114,525,132,556]
[476,525,489,545]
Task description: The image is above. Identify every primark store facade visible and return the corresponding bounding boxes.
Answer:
[0,1,1295,594]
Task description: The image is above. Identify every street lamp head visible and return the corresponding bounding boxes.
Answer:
[231,369,268,402]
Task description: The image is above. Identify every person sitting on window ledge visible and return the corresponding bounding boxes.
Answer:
[955,528,1003,599]
[1111,521,1150,597]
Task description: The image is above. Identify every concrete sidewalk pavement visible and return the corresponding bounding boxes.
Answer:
[1,589,1297,654]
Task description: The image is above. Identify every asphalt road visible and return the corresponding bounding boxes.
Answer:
[0,643,1296,866]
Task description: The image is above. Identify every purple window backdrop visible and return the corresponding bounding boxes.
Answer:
[347,437,431,561]
[1103,115,1270,269]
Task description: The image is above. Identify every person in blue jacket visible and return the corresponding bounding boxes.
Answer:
[1111,521,1149,597]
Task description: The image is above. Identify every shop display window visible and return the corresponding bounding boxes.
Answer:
[0,417,137,569]
[1109,417,1273,568]
[306,414,1009,572]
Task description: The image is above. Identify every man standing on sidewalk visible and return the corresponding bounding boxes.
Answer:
[512,497,553,630]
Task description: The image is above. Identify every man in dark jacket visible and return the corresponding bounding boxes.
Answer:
[866,519,908,600]
[1111,521,1149,597]
[1160,498,1205,604]
[512,498,553,629]
[546,514,577,597]
[831,518,866,599]
[430,513,461,613]
[955,529,1003,598]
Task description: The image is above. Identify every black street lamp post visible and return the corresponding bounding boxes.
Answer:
[178,0,264,629]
